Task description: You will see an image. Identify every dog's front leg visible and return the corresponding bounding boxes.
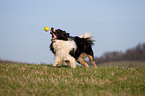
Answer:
[53,57,62,67]
[69,57,76,68]
[53,61,58,67]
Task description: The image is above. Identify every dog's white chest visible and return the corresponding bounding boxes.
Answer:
[53,40,76,54]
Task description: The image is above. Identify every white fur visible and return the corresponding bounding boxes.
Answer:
[52,40,77,68]
[79,33,93,40]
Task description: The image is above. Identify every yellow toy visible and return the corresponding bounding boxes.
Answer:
[44,26,49,32]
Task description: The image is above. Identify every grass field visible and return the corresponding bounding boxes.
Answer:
[0,61,145,96]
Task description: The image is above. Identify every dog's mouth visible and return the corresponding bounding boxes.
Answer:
[50,27,57,40]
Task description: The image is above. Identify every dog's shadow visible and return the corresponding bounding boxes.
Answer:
[45,64,84,68]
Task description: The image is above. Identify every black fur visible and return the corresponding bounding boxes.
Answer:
[50,27,95,61]
[70,36,94,60]
[50,42,55,54]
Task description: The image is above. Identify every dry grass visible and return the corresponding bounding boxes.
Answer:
[99,61,145,68]
[0,62,145,96]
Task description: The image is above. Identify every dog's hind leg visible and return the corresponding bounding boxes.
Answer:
[77,53,89,67]
[77,57,89,67]
[87,55,97,68]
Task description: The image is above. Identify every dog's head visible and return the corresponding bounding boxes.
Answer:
[50,27,70,40]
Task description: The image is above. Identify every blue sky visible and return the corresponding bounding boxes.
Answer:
[0,0,145,64]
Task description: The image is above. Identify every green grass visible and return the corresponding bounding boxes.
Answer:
[0,62,145,96]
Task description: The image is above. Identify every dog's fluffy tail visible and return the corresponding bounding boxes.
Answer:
[79,33,94,45]
[79,33,93,40]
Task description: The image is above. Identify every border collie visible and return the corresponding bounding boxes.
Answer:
[50,27,97,68]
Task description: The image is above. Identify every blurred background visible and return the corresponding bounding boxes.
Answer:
[0,0,145,64]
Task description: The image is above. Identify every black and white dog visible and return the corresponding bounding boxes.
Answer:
[50,27,97,68]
